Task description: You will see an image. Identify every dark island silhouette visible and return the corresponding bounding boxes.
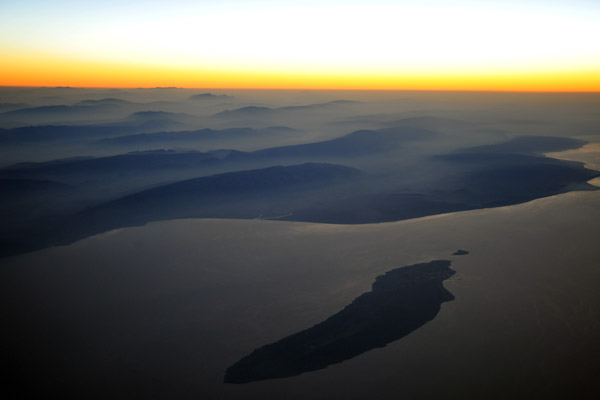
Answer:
[224,260,456,384]
[453,249,469,255]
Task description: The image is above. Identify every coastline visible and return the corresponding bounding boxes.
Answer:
[2,175,600,398]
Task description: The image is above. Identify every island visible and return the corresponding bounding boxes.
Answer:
[452,249,469,255]
[224,260,456,384]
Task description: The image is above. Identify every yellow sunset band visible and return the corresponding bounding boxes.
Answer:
[2,53,598,92]
[2,1,599,92]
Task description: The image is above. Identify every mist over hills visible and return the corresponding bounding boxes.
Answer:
[0,126,436,184]
[0,96,198,128]
[0,95,369,163]
[0,110,201,158]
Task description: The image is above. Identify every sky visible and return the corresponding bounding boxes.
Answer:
[1,0,599,91]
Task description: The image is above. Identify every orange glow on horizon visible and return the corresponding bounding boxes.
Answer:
[2,53,599,92]
[3,1,599,93]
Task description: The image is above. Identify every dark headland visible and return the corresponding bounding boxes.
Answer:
[453,249,469,255]
[224,260,456,384]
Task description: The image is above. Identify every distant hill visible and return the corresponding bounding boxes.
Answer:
[0,111,195,144]
[2,105,93,118]
[96,128,230,145]
[0,124,129,144]
[1,150,220,178]
[212,106,273,118]
[212,101,356,119]
[76,98,133,106]
[187,93,233,101]
[250,126,437,159]
[2,99,131,118]
[96,127,291,146]
[0,103,29,111]
[91,162,359,212]
[0,178,69,200]
[124,110,190,121]
[386,116,476,130]
[3,126,434,181]
[0,163,361,257]
[52,163,360,245]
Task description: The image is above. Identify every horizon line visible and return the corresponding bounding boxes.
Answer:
[2,85,600,94]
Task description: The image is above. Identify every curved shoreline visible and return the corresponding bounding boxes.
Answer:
[545,141,600,187]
